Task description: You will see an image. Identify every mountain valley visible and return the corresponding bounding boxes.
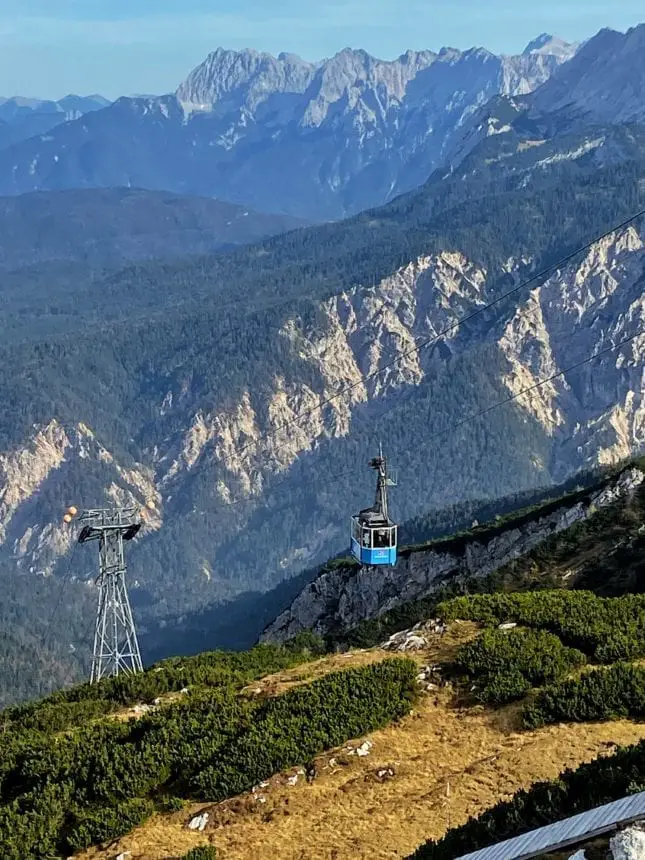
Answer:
[2,25,645,700]
[3,18,645,858]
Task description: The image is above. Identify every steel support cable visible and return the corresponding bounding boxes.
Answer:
[43,538,79,641]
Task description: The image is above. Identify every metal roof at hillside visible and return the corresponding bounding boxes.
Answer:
[454,791,645,860]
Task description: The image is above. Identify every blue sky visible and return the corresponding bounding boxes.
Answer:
[1,0,644,99]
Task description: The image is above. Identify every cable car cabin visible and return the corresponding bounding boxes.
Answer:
[350,446,398,567]
[351,510,397,566]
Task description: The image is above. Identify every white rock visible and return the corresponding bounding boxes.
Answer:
[498,622,518,630]
[355,740,373,757]
[187,812,209,831]
[287,774,299,786]
[116,853,131,860]
[567,851,586,860]
[610,823,645,860]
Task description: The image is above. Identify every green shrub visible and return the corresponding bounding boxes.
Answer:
[191,658,417,800]
[158,794,185,812]
[522,663,645,728]
[64,797,154,851]
[438,591,645,663]
[409,737,645,859]
[183,847,217,859]
[478,669,531,705]
[0,658,416,857]
[0,642,319,738]
[284,630,327,656]
[453,628,586,705]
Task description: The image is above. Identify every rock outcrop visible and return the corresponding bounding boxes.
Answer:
[610,823,645,860]
[260,467,644,642]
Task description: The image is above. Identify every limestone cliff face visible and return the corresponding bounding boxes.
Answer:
[1,225,644,591]
[498,226,645,472]
[260,467,645,643]
[0,420,160,577]
[155,225,644,507]
[150,250,489,502]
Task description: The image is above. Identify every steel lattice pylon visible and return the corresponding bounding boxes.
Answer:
[77,507,143,683]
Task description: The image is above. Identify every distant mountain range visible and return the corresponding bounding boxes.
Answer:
[0,94,110,151]
[0,34,579,220]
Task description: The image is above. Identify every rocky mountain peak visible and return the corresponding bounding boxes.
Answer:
[523,33,555,53]
[529,24,645,124]
[522,33,575,58]
[175,47,316,115]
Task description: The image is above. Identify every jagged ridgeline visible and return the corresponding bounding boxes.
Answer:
[0,39,578,218]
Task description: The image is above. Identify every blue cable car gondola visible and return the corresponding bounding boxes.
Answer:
[350,446,397,566]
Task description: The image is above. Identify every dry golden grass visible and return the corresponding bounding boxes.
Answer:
[240,622,478,700]
[74,626,645,860]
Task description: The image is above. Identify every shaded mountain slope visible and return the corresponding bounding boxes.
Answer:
[0,187,304,271]
[0,95,110,150]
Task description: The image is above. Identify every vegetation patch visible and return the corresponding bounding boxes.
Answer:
[0,634,325,737]
[0,658,416,858]
[182,848,217,860]
[453,628,586,705]
[438,591,645,663]
[523,663,645,728]
[408,737,645,859]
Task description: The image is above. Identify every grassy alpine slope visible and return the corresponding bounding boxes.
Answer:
[0,639,416,858]
[68,618,645,860]
[409,737,645,859]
